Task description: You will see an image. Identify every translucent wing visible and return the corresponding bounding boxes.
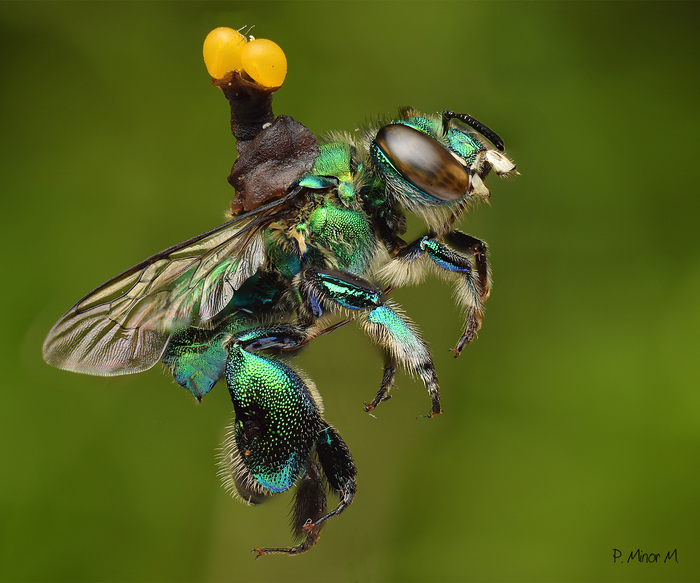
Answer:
[43,214,268,376]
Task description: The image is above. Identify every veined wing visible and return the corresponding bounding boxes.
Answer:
[43,214,267,376]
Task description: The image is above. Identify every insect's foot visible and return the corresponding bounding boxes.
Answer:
[452,316,482,357]
[363,393,392,413]
[253,546,289,559]
[252,518,322,558]
[426,389,443,418]
[252,533,321,557]
[448,345,464,358]
[451,327,477,357]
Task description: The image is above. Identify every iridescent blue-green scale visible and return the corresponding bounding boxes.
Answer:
[368,305,424,353]
[397,116,438,136]
[226,346,322,493]
[162,327,230,400]
[224,271,282,311]
[311,142,352,177]
[308,200,374,274]
[446,127,483,166]
[421,239,470,273]
[265,235,302,278]
[312,142,356,205]
[313,271,381,310]
[361,175,396,228]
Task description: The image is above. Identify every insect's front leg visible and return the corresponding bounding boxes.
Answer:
[381,230,491,357]
[436,230,491,356]
[297,268,441,416]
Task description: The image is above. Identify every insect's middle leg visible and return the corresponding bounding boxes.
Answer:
[297,267,441,416]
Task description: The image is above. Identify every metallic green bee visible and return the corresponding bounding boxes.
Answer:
[43,66,516,554]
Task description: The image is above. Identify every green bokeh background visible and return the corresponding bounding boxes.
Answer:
[2,1,699,581]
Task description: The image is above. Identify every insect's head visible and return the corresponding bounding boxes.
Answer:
[368,109,516,230]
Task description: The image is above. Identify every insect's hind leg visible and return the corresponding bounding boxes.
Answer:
[253,423,356,557]
[224,324,357,557]
[253,459,326,557]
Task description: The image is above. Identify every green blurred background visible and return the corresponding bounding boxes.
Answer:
[2,1,699,581]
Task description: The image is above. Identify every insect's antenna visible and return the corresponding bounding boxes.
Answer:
[442,110,505,152]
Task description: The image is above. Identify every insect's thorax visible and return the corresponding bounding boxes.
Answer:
[266,193,377,278]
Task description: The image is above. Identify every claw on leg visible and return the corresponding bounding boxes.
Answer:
[449,313,481,358]
[364,365,395,413]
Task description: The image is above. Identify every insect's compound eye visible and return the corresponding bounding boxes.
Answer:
[203,27,287,88]
[203,27,247,79]
[374,124,469,202]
